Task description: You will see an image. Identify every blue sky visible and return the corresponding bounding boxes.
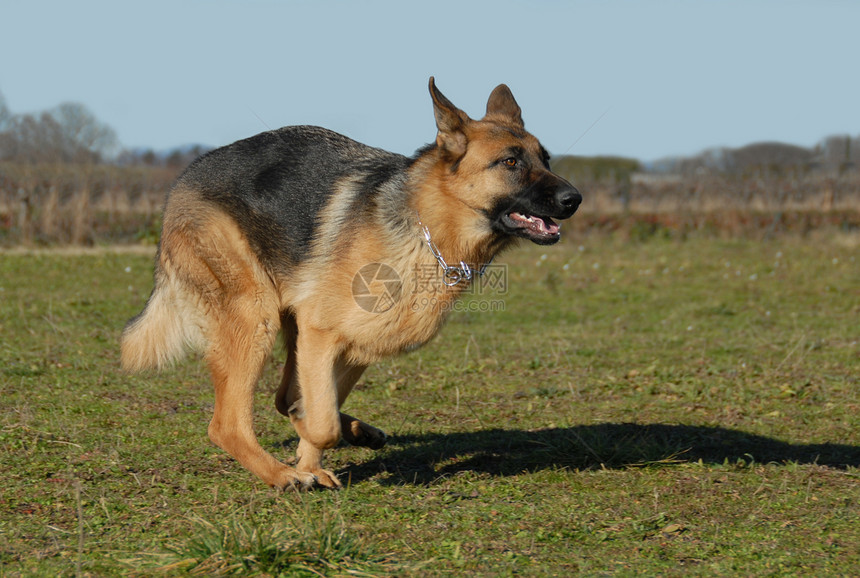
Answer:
[1,0,857,161]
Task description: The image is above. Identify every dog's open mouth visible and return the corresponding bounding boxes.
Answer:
[502,211,561,244]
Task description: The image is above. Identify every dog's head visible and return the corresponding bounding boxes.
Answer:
[425,77,581,246]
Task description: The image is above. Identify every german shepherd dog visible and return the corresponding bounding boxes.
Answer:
[121,78,581,489]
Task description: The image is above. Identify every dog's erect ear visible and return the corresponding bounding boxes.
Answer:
[429,77,469,157]
[485,84,523,127]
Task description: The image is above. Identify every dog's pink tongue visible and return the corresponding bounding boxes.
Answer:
[511,212,559,235]
[538,217,560,235]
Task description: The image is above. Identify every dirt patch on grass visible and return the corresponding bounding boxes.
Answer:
[0,244,157,257]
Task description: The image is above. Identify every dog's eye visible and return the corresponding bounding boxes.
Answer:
[502,157,518,168]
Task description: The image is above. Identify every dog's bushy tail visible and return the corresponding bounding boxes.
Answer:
[120,278,200,372]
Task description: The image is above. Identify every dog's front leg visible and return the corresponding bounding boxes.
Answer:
[289,323,343,488]
[278,326,386,452]
[334,361,388,449]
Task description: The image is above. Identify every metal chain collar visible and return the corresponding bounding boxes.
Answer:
[417,215,493,287]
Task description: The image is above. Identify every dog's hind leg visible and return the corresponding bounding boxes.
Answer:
[274,311,299,418]
[189,227,316,490]
[206,309,319,490]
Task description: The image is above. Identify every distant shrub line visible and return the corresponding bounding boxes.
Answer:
[0,160,858,247]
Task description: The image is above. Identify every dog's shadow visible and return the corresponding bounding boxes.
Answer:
[333,423,860,485]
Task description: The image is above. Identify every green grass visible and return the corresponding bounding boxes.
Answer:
[1,232,858,576]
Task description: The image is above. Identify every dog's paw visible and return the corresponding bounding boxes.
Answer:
[312,468,343,489]
[342,418,388,450]
[292,467,341,490]
[273,468,317,492]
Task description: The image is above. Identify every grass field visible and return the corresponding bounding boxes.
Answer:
[1,231,858,576]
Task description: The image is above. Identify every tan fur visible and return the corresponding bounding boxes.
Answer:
[121,79,578,490]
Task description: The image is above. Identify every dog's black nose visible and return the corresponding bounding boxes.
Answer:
[556,186,582,213]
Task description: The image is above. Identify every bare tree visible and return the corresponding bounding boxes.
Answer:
[1,112,61,162]
[727,142,812,175]
[51,102,118,162]
[0,100,118,163]
[0,90,13,158]
[0,90,10,131]
[820,134,859,173]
